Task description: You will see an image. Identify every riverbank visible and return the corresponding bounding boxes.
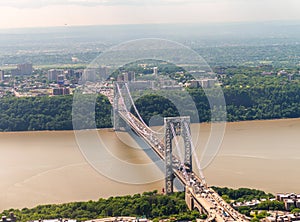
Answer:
[0,187,275,222]
[0,117,299,134]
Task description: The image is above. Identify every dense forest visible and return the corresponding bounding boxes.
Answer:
[0,187,287,222]
[0,191,201,222]
[134,79,300,125]
[0,94,112,131]
[1,73,300,131]
[211,187,274,202]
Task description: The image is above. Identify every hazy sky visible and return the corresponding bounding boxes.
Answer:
[0,0,299,29]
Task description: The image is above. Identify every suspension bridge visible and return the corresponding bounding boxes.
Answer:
[113,81,249,222]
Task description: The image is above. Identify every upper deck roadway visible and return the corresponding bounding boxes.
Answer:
[116,83,250,222]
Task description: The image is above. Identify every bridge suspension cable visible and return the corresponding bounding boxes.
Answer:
[116,83,160,138]
[123,82,163,136]
[170,123,190,182]
[118,82,206,185]
[115,82,249,221]
[183,122,206,186]
[115,83,127,112]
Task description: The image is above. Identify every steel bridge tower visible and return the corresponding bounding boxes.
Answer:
[164,116,192,194]
[113,82,128,131]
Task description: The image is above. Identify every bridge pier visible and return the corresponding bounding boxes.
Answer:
[185,186,207,215]
[185,186,194,210]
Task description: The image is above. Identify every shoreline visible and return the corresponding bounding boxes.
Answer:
[0,186,275,209]
[0,117,299,134]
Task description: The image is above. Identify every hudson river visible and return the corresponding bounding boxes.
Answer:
[0,118,300,211]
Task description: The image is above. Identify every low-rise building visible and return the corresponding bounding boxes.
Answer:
[261,71,273,76]
[30,219,76,222]
[277,193,300,211]
[296,200,300,208]
[266,213,300,222]
[0,213,16,222]
[189,79,216,88]
[85,217,148,222]
[277,70,288,76]
[277,193,298,202]
[52,87,70,96]
[233,199,261,208]
[285,199,295,211]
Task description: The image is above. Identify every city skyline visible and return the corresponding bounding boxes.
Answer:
[0,0,299,29]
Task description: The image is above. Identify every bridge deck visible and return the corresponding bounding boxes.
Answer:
[116,83,249,222]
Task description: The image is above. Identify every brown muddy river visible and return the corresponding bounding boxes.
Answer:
[0,118,299,211]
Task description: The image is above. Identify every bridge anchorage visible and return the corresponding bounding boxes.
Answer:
[113,81,250,222]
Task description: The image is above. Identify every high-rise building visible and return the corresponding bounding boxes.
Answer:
[99,66,109,80]
[0,70,4,81]
[288,74,293,81]
[124,71,135,82]
[11,69,21,76]
[153,67,158,77]
[17,63,33,75]
[64,69,75,79]
[57,74,65,86]
[48,69,57,81]
[83,68,97,82]
[48,69,63,82]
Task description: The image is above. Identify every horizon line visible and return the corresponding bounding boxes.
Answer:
[1,19,300,32]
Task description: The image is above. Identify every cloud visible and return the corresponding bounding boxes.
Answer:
[0,0,299,29]
[1,0,299,9]
[0,0,201,8]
